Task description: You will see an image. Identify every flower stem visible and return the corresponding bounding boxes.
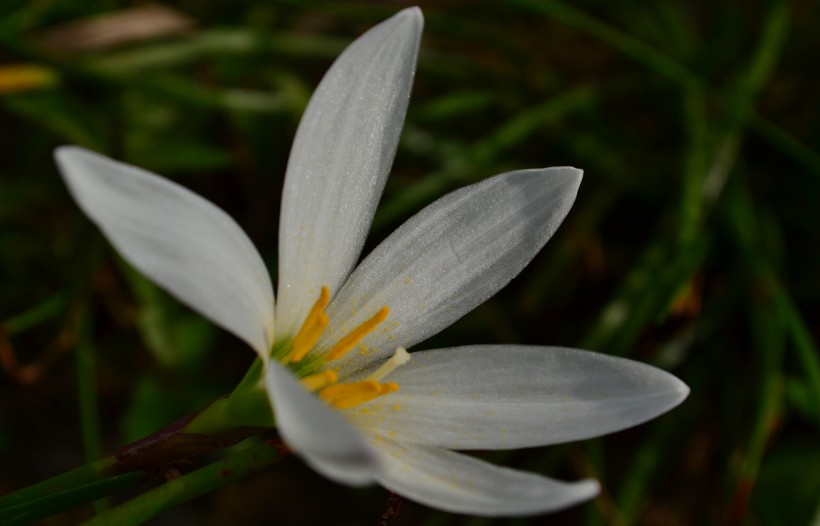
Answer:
[83,440,288,526]
[0,402,265,524]
[0,461,147,526]
[1,357,273,524]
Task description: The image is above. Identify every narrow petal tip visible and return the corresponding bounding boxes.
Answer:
[54,145,99,176]
[550,166,583,191]
[372,440,603,516]
[576,478,601,501]
[55,144,276,357]
[649,365,691,414]
[275,4,424,335]
[54,144,81,161]
[396,6,424,30]
[669,374,691,406]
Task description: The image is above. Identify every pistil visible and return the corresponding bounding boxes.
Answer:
[366,347,410,381]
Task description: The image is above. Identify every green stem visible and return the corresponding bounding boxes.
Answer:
[182,357,275,435]
[83,440,287,526]
[0,470,148,526]
[0,405,264,524]
[0,458,113,510]
[0,458,150,526]
[109,410,264,475]
[0,351,275,522]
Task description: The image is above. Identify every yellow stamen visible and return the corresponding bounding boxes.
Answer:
[331,384,399,410]
[300,370,338,392]
[288,286,330,363]
[366,347,410,382]
[320,381,399,410]
[326,307,390,362]
[319,380,380,400]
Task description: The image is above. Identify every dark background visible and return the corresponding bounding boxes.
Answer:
[1,1,818,524]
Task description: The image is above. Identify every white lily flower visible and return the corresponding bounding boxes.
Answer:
[55,6,689,516]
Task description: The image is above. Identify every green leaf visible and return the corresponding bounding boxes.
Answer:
[120,264,215,371]
[753,442,820,526]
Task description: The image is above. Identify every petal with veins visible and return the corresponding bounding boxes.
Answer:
[349,345,689,449]
[55,146,274,357]
[276,7,423,336]
[264,362,379,486]
[321,168,582,376]
[372,437,599,516]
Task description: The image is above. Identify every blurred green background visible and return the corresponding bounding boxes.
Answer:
[1,1,818,525]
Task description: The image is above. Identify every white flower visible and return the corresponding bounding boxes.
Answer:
[55,7,688,516]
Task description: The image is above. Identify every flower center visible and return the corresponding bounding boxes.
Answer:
[283,286,407,409]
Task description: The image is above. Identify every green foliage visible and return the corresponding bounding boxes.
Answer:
[1,1,818,524]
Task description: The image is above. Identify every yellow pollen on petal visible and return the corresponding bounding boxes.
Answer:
[326,306,390,362]
[318,380,399,410]
[300,370,338,392]
[287,286,330,363]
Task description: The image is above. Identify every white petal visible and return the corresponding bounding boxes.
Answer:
[276,8,423,336]
[55,146,274,356]
[372,438,599,516]
[320,168,582,375]
[349,345,689,449]
[264,362,378,486]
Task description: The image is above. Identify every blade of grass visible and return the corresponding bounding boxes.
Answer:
[677,92,709,245]
[581,236,708,357]
[722,178,820,422]
[0,470,147,526]
[82,440,286,526]
[615,414,684,525]
[765,274,820,422]
[0,35,290,115]
[507,0,705,91]
[610,7,792,520]
[374,85,598,231]
[76,315,103,463]
[582,0,790,357]
[3,293,68,334]
[728,283,786,521]
[0,453,146,520]
[509,0,820,178]
[84,29,349,72]
[75,312,107,514]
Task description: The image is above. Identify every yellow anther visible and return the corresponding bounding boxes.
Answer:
[300,370,338,392]
[288,287,330,363]
[326,306,390,362]
[319,381,399,410]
